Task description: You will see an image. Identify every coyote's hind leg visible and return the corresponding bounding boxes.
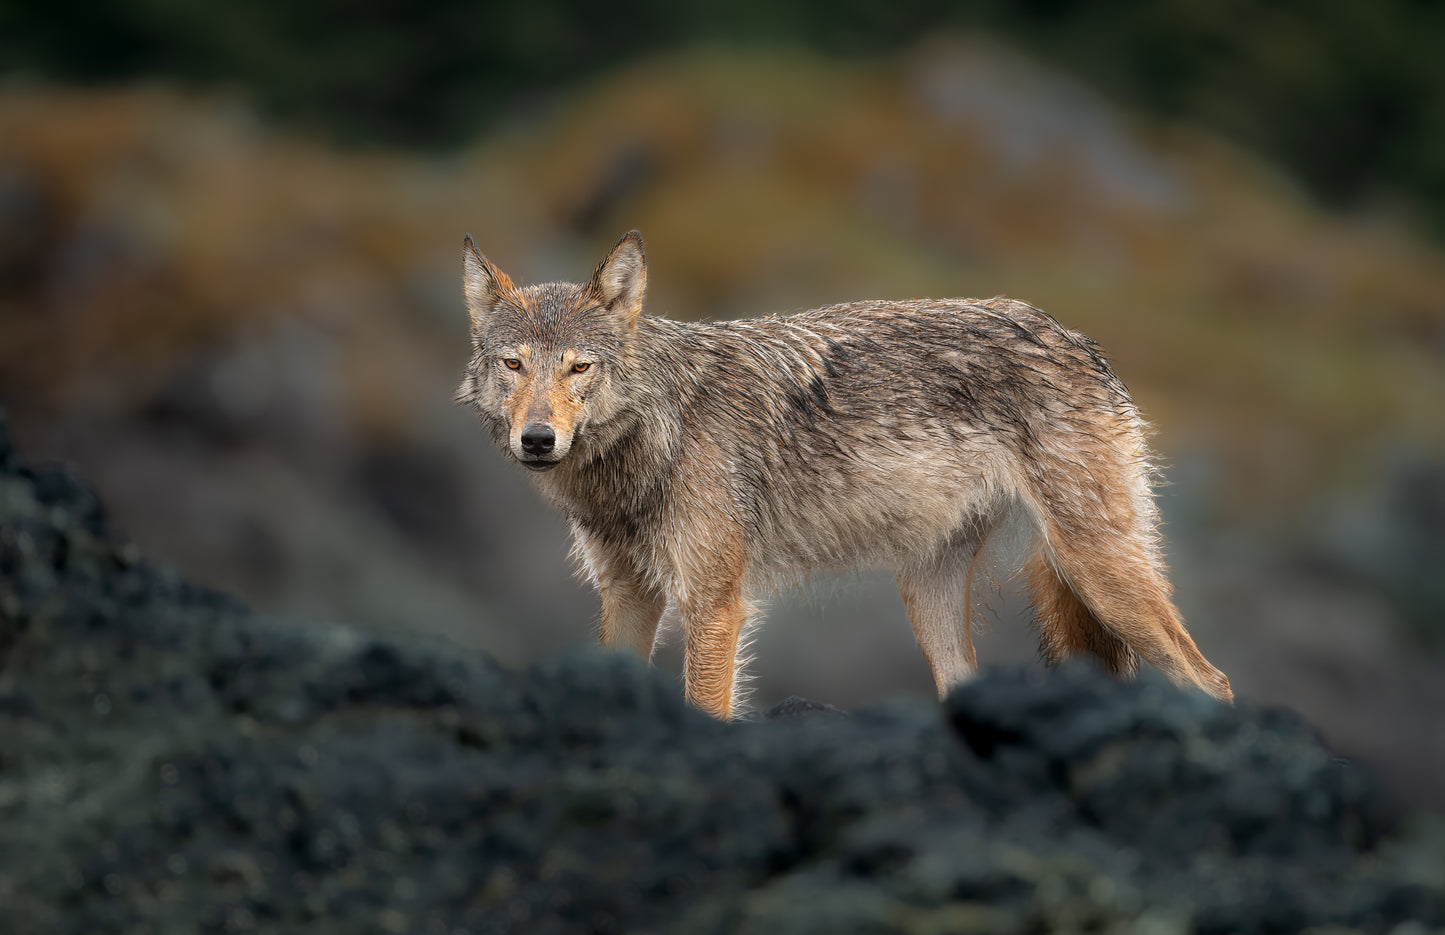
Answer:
[1025,548,1139,677]
[896,528,994,698]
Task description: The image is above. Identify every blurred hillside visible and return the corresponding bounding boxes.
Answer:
[2,40,1445,803]
[5,0,1445,235]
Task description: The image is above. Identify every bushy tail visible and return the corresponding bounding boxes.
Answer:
[1018,430,1233,702]
[1024,540,1232,701]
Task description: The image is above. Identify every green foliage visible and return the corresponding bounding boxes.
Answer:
[3,0,1445,232]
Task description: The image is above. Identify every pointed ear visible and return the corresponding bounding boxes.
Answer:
[587,230,646,330]
[462,234,515,329]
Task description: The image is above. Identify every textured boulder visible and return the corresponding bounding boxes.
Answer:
[1,413,1442,934]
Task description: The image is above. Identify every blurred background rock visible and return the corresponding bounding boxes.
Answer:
[2,2,1442,803]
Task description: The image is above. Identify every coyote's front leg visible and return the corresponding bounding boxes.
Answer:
[677,581,752,719]
[575,528,666,659]
[667,471,753,719]
[598,573,666,659]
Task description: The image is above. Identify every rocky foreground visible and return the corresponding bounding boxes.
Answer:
[1,415,1443,935]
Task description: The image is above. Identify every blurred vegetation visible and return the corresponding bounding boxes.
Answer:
[4,0,1445,233]
[3,47,1443,521]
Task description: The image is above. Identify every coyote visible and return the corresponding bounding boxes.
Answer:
[457,231,1232,718]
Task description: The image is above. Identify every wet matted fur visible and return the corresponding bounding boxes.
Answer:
[457,230,1232,718]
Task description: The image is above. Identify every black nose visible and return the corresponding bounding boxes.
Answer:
[520,423,556,456]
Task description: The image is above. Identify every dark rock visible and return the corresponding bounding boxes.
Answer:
[0,412,1442,934]
[744,695,849,721]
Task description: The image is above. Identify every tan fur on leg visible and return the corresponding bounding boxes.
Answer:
[575,528,667,659]
[680,590,751,719]
[897,535,985,697]
[599,576,666,659]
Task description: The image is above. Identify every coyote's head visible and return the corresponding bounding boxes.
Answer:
[456,231,646,473]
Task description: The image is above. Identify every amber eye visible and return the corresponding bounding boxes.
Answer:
[571,362,591,373]
[503,358,521,370]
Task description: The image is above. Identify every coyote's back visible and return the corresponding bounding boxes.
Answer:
[457,230,1232,718]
